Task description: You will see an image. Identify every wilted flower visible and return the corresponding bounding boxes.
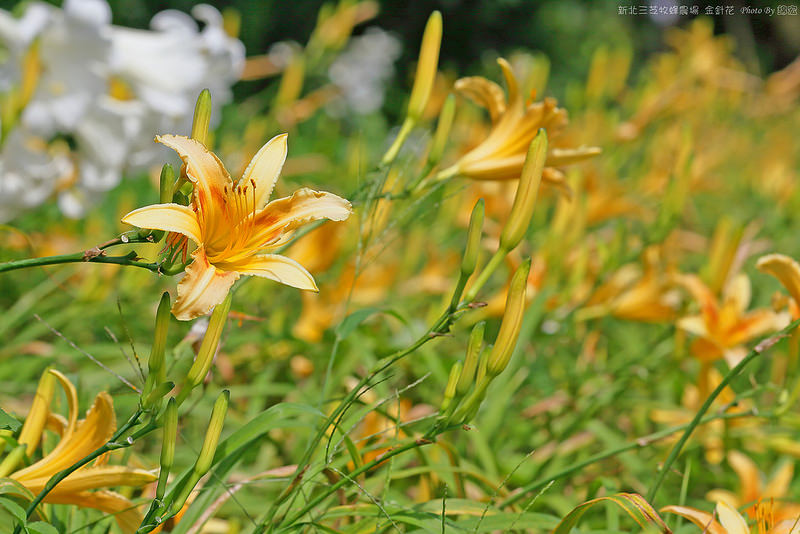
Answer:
[2,369,156,533]
[122,134,352,320]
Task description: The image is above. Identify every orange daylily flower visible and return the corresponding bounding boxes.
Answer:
[662,500,800,534]
[122,134,352,320]
[757,254,800,319]
[441,57,600,183]
[675,273,783,366]
[3,369,156,533]
[708,451,800,523]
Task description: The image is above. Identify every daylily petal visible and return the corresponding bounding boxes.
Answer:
[772,519,800,534]
[497,57,519,106]
[241,132,288,210]
[660,505,726,534]
[14,391,115,482]
[44,489,143,534]
[16,370,55,456]
[24,466,156,494]
[454,76,507,122]
[546,146,602,167]
[728,450,761,503]
[764,461,794,500]
[221,254,318,291]
[156,134,231,215]
[716,500,749,534]
[757,253,800,311]
[246,188,352,251]
[172,248,239,321]
[724,273,752,316]
[121,203,201,244]
[677,315,711,338]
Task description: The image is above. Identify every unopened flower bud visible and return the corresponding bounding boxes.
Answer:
[441,361,462,412]
[157,398,178,500]
[456,322,485,396]
[475,345,490,385]
[190,89,212,147]
[159,164,175,205]
[499,130,547,252]
[461,199,484,278]
[143,293,171,403]
[407,11,442,121]
[487,259,531,377]
[170,390,229,515]
[429,94,455,165]
[176,294,232,406]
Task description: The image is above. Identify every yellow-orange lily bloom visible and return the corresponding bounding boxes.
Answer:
[757,253,800,319]
[122,134,352,320]
[442,58,600,183]
[4,369,156,533]
[708,451,800,523]
[662,500,800,534]
[675,273,783,366]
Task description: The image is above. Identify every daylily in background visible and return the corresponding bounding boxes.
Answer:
[440,57,600,185]
[758,254,800,319]
[1,369,156,533]
[662,500,800,534]
[122,134,352,320]
[707,451,800,522]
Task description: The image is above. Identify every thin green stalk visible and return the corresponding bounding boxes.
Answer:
[645,318,800,504]
[256,309,456,531]
[500,409,765,509]
[14,409,156,532]
[0,250,159,274]
[463,247,507,304]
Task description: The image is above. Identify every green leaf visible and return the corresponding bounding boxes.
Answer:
[24,522,59,534]
[0,496,27,525]
[551,493,670,534]
[0,409,21,432]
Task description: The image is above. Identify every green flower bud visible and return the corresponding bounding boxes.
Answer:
[157,398,178,500]
[456,322,485,396]
[441,361,462,412]
[176,294,232,406]
[487,258,531,377]
[461,199,485,278]
[190,89,212,147]
[429,93,455,166]
[499,130,547,253]
[407,11,442,122]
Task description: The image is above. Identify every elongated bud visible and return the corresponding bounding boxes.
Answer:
[441,361,462,412]
[475,345,490,385]
[191,89,212,146]
[149,293,171,382]
[461,199,484,277]
[176,294,232,405]
[407,11,442,121]
[275,53,305,109]
[157,398,178,500]
[457,322,485,396]
[17,369,55,456]
[487,259,531,377]
[429,93,455,165]
[142,293,171,405]
[159,164,175,204]
[170,390,229,515]
[197,390,228,474]
[499,130,547,252]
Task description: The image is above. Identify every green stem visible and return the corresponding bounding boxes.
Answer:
[275,424,457,532]
[500,409,765,509]
[14,409,155,531]
[380,117,416,167]
[463,247,508,304]
[644,318,800,504]
[0,250,159,274]
[256,309,456,531]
